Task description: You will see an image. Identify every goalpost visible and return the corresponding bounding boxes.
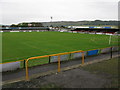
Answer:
[109,35,112,45]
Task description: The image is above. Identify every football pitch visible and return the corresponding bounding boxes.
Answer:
[2,31,118,63]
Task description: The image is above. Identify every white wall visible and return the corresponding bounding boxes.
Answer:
[0,62,20,72]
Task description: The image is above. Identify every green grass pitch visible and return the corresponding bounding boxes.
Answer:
[2,31,118,63]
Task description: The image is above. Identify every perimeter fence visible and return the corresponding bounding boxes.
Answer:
[1,46,119,81]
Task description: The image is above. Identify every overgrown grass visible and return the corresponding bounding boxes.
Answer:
[81,57,119,88]
[2,32,118,63]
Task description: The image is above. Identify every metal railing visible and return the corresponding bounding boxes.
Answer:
[25,50,84,81]
[1,46,119,81]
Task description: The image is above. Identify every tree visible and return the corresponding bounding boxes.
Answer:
[10,24,18,27]
[17,22,43,27]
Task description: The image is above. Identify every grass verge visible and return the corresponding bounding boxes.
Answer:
[81,57,119,88]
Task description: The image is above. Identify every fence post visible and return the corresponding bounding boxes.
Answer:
[25,59,29,81]
[110,47,112,59]
[69,53,72,60]
[58,55,61,72]
[82,52,85,64]
[49,56,51,64]
[23,60,26,68]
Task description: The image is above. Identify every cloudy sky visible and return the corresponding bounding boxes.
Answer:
[0,0,119,25]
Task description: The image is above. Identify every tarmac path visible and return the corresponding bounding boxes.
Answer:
[2,51,119,86]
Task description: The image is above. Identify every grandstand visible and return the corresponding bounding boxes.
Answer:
[71,27,119,35]
[0,27,50,32]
